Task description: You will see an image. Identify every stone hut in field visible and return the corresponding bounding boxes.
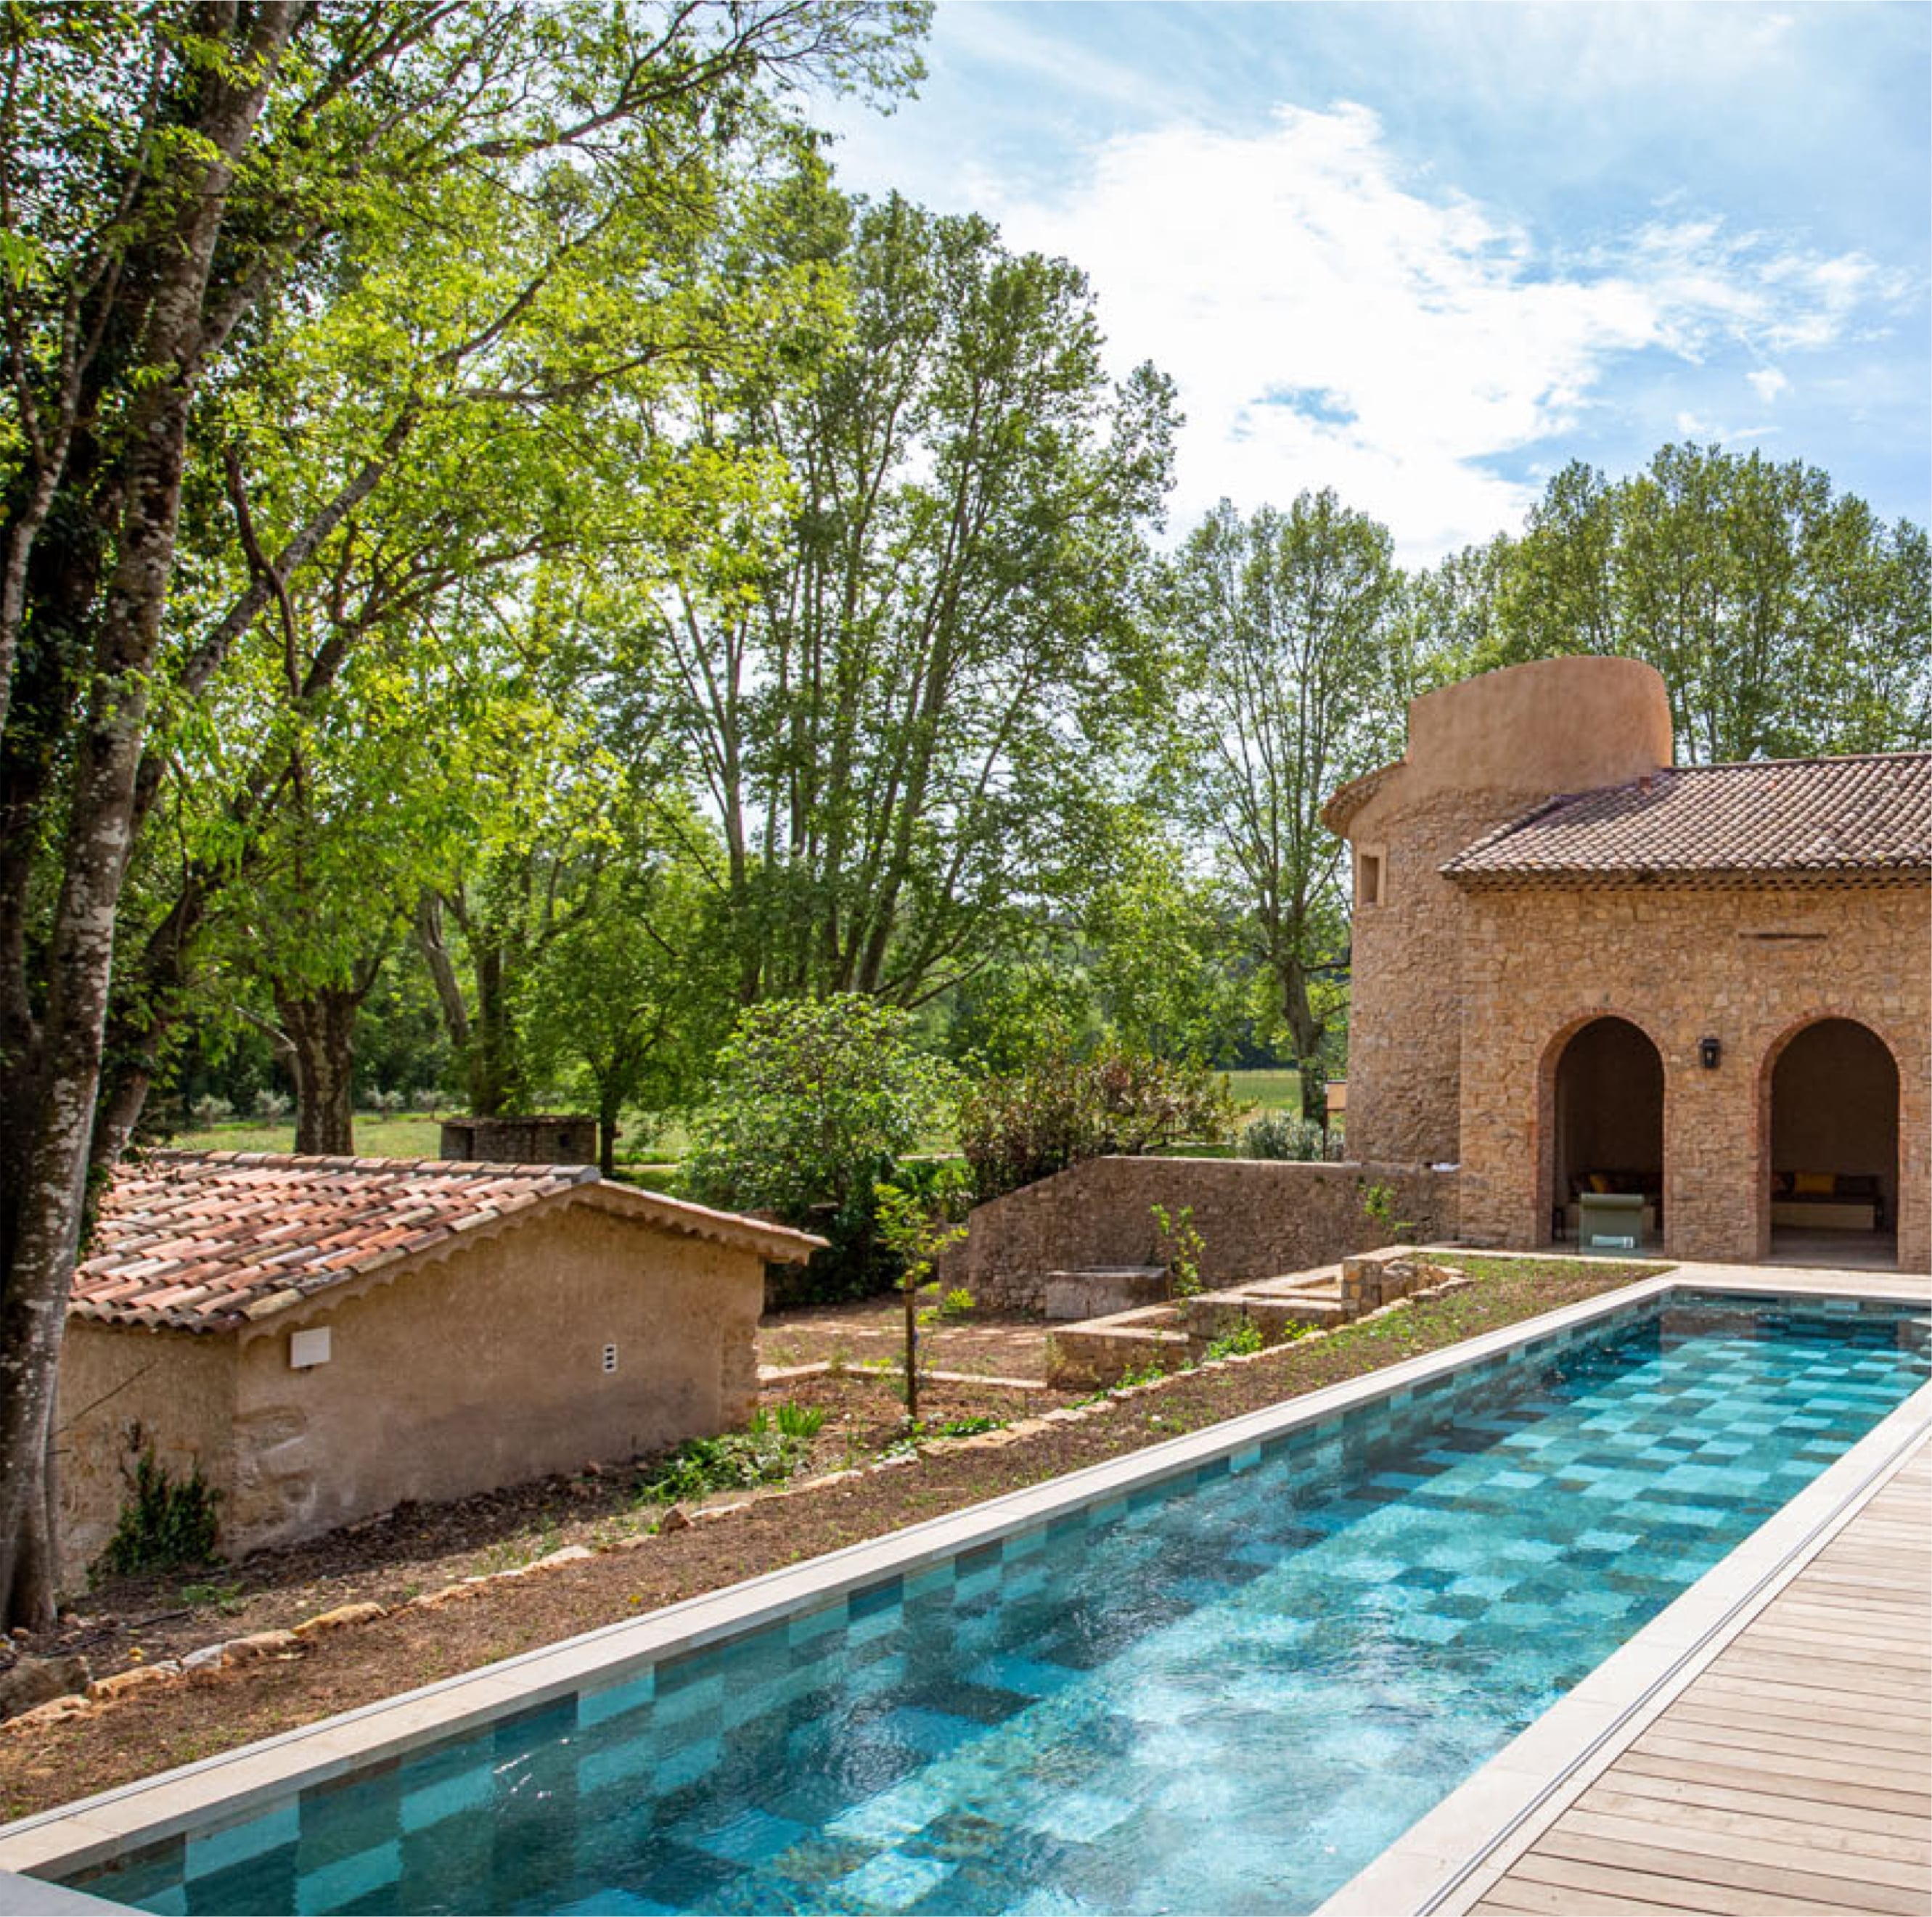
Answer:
[1323,656,1929,1272]
[57,1152,821,1570]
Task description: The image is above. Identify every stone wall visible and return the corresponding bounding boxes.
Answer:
[947,1157,1459,1313]
[1455,878,1931,1271]
[439,1115,597,1164]
[1343,787,1550,1165]
[1337,657,1674,1167]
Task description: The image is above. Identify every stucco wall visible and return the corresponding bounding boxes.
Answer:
[55,1321,237,1577]
[946,1157,1459,1312]
[58,1202,768,1567]
[1455,879,1930,1271]
[1340,659,1674,1165]
[224,1205,766,1551]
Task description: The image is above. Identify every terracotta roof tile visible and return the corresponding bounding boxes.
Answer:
[1443,752,1932,883]
[73,1150,824,1331]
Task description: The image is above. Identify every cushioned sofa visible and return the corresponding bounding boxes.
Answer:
[1768,1171,1886,1233]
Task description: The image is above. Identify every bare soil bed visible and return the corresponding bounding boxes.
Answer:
[1,1257,1651,1820]
[758,1297,1053,1383]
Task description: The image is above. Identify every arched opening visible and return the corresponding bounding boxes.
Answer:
[1552,1017,1665,1251]
[1767,1019,1899,1268]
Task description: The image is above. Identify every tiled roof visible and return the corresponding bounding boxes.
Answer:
[1443,752,1932,883]
[1319,761,1399,836]
[73,1152,824,1332]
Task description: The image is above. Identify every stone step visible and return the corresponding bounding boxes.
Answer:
[1044,1265,1168,1321]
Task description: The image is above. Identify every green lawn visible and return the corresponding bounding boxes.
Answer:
[1224,1067,1301,1117]
[168,1115,447,1157]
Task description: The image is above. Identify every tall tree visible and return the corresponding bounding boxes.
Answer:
[0,0,924,1627]
[1168,492,1407,1069]
[644,183,1178,1009]
[1431,444,1931,762]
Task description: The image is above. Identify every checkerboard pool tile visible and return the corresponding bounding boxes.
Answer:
[67,1292,1928,1917]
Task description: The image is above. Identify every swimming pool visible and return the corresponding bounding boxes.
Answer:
[43,1289,1932,1914]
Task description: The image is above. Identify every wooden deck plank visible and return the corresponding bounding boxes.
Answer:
[1573,1786,1931,1865]
[1667,1701,1928,1755]
[1584,1768,1932,1840]
[1506,1849,1883,1916]
[1555,1807,1931,1892]
[1530,1827,1928,1915]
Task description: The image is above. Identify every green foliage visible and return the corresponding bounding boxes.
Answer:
[1418,444,1931,760]
[1150,1203,1207,1299]
[772,1400,828,1440]
[685,996,962,1294]
[1203,1320,1266,1361]
[1240,1110,1337,1162]
[635,1413,816,1504]
[1167,490,1409,1066]
[1111,1358,1169,1389]
[875,1165,973,1421]
[957,1043,1235,1202]
[641,180,1180,1008]
[1360,1181,1416,1241]
[101,1453,221,1577]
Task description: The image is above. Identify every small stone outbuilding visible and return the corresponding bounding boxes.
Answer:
[57,1152,821,1571]
[1326,657,1929,1272]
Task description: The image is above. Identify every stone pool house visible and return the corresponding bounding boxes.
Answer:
[57,1152,821,1570]
[1325,654,1931,1273]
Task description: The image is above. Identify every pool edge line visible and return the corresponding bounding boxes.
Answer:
[1315,1366,1932,1917]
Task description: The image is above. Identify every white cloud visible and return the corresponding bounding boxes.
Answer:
[980,104,1910,560]
[1748,366,1790,403]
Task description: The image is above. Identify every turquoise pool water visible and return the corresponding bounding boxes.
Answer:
[68,1292,1929,1916]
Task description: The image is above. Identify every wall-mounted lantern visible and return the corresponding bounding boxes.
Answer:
[1698,1035,1722,1070]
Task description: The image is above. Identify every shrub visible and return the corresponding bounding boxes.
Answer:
[101,1451,222,1577]
[773,1400,827,1440]
[252,1088,290,1122]
[957,1044,1235,1202]
[684,996,962,1297]
[1240,1110,1340,1162]
[634,1416,814,1503]
[1203,1319,1266,1361]
[1150,1202,1206,1298]
[189,1094,232,1129]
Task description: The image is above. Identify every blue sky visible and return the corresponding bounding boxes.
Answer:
[816,2,1931,561]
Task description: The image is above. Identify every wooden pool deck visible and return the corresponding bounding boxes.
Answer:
[1465,1436,1931,1917]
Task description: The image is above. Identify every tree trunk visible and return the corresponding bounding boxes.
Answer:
[467,943,517,1117]
[597,1088,621,1179]
[0,9,297,1628]
[276,988,362,1157]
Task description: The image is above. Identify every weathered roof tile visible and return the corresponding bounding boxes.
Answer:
[72,1149,824,1332]
[1444,752,1931,883]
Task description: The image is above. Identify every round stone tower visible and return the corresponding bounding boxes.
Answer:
[1325,656,1674,1167]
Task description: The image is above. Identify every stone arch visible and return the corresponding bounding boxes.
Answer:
[1756,1011,1903,1264]
[1536,1011,1671,1249]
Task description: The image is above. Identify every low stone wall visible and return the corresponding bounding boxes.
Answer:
[946,1157,1457,1313]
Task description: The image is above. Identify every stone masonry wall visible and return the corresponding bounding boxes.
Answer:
[947,1157,1459,1313]
[1345,787,1555,1165]
[1456,879,1930,1271]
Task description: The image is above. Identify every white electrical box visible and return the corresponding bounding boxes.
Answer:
[290,1326,332,1369]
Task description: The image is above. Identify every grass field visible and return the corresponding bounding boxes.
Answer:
[167,1070,1300,1162]
[1225,1067,1301,1116]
